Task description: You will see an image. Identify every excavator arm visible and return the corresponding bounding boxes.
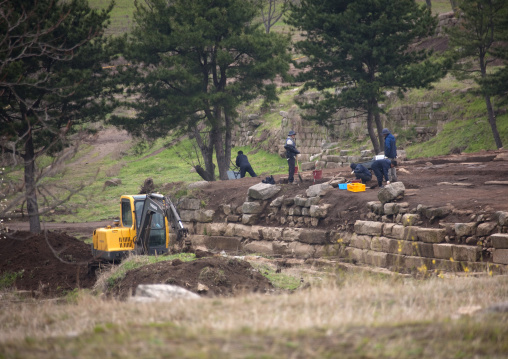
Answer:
[136,193,189,255]
[163,195,189,243]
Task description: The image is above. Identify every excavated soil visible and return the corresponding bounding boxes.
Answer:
[108,255,274,300]
[0,231,96,298]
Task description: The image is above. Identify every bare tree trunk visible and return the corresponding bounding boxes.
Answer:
[479,56,503,149]
[484,95,502,149]
[366,104,380,154]
[373,99,384,152]
[23,131,41,233]
[193,126,216,181]
[214,111,233,180]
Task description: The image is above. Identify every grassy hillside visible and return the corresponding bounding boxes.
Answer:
[2,0,507,225]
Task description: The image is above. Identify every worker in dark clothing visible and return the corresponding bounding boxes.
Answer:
[371,158,397,188]
[382,128,398,182]
[284,130,300,184]
[350,163,372,184]
[235,151,257,178]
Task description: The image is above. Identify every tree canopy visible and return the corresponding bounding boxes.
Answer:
[0,0,117,232]
[288,0,446,153]
[112,0,291,181]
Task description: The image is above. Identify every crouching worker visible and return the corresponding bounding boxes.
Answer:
[236,151,257,178]
[350,163,372,184]
[370,159,397,189]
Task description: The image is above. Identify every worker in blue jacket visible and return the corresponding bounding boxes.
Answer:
[350,163,372,184]
[382,128,398,182]
[371,158,397,188]
[284,130,300,184]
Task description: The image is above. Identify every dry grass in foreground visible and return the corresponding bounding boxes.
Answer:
[1,271,508,358]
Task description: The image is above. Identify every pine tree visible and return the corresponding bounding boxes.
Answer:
[446,0,508,149]
[0,0,117,232]
[112,0,291,180]
[288,0,446,153]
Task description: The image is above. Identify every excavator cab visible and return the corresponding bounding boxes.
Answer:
[92,194,186,260]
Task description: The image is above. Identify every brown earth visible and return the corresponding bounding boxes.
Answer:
[107,255,274,300]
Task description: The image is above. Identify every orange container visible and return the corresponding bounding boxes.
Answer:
[347,183,366,192]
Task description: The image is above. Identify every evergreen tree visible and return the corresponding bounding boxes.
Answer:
[112,0,291,181]
[446,0,508,149]
[288,0,446,153]
[0,0,117,232]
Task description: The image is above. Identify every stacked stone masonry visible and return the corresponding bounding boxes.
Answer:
[177,184,508,274]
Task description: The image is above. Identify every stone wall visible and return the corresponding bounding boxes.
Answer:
[177,183,508,274]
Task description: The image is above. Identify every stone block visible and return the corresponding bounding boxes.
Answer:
[476,222,497,237]
[371,236,398,253]
[202,236,243,251]
[452,245,481,262]
[306,183,333,197]
[345,247,366,263]
[404,256,433,271]
[241,214,259,225]
[433,243,453,260]
[417,228,446,243]
[179,198,201,210]
[208,223,227,236]
[260,227,283,241]
[244,240,273,256]
[282,227,302,242]
[354,220,383,236]
[306,197,321,207]
[365,251,388,268]
[388,225,405,239]
[350,234,372,250]
[493,249,508,265]
[491,233,508,249]
[402,226,418,241]
[299,229,329,245]
[270,196,284,207]
[402,213,419,227]
[247,183,282,200]
[495,211,508,226]
[288,206,302,216]
[309,204,331,218]
[454,223,476,238]
[384,203,397,215]
[377,182,405,204]
[196,209,214,223]
[179,210,197,222]
[294,196,308,207]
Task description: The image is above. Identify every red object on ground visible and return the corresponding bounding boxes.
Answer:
[313,170,323,181]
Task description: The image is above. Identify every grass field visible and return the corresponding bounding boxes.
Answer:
[1,271,508,358]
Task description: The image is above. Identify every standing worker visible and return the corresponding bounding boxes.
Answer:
[370,158,397,188]
[284,130,300,184]
[382,128,398,182]
[235,151,257,178]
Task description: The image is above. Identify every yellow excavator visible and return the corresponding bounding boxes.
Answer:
[92,193,189,261]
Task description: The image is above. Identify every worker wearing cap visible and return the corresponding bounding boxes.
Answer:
[284,130,300,184]
[382,128,398,182]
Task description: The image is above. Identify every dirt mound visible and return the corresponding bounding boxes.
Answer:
[107,256,274,300]
[0,231,96,297]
